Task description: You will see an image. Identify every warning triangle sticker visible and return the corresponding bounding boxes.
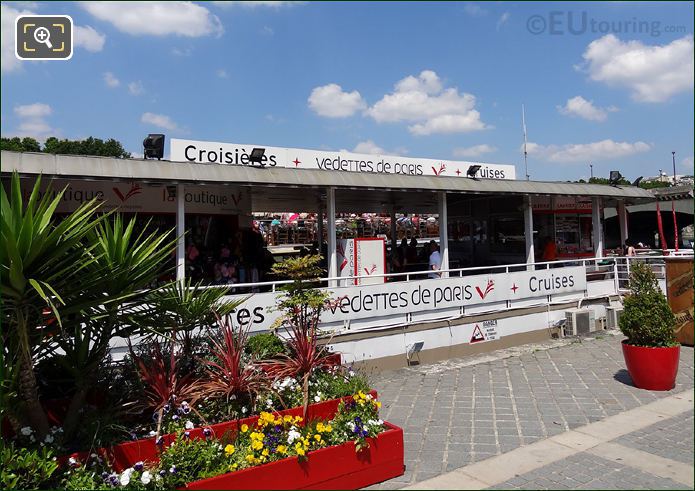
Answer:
[470,324,485,343]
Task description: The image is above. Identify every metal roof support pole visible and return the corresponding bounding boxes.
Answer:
[327,186,337,287]
[390,207,397,251]
[524,195,535,270]
[438,191,449,277]
[317,199,324,249]
[176,183,186,282]
[592,197,604,258]
[617,199,628,247]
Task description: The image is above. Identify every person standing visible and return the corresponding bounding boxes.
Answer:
[541,236,558,262]
[428,240,441,279]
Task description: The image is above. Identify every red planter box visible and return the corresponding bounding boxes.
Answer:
[182,422,404,490]
[62,390,377,472]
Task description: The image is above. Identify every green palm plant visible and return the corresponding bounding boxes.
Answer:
[54,215,178,435]
[1,172,104,436]
[143,279,241,357]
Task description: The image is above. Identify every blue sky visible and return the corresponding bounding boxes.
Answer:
[2,1,693,181]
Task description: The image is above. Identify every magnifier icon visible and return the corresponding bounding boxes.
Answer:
[33,27,53,49]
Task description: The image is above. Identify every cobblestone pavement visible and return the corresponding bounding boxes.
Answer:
[492,451,690,490]
[613,409,694,465]
[365,333,694,489]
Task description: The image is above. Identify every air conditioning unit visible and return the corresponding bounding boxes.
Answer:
[606,306,623,330]
[565,308,597,336]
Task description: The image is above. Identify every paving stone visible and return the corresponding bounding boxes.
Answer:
[368,336,694,490]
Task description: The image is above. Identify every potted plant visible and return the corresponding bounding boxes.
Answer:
[619,261,680,390]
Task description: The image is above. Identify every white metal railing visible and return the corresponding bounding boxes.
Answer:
[193,249,691,295]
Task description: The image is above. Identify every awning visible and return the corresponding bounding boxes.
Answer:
[1,150,655,205]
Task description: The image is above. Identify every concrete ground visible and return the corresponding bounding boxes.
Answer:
[366,332,694,490]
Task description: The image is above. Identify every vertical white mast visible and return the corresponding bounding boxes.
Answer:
[522,104,529,181]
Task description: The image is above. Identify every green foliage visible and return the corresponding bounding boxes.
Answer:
[245,332,286,359]
[0,137,41,152]
[639,180,672,189]
[619,261,677,347]
[0,441,59,490]
[43,136,132,158]
[1,171,106,436]
[1,136,131,158]
[327,392,384,452]
[158,433,229,488]
[61,466,110,490]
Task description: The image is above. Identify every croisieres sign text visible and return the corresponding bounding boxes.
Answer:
[170,138,517,180]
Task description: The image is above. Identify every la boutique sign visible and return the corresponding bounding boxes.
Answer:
[170,138,517,180]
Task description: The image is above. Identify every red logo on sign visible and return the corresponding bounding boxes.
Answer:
[364,264,377,275]
[432,162,446,176]
[113,183,142,202]
[475,279,495,299]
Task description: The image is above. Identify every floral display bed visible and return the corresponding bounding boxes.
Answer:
[182,422,404,491]
[62,390,378,472]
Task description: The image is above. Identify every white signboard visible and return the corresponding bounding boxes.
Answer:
[15,178,251,215]
[336,239,355,286]
[170,138,517,180]
[228,266,586,332]
[354,238,386,285]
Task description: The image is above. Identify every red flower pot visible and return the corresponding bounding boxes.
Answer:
[181,422,404,490]
[621,340,680,391]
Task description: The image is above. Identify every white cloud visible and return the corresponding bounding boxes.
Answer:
[217,69,229,78]
[141,112,181,131]
[453,144,497,158]
[308,83,366,118]
[74,25,106,52]
[463,3,487,16]
[525,139,651,163]
[557,96,617,122]
[352,140,385,155]
[213,1,306,9]
[367,70,489,135]
[260,25,274,35]
[128,81,144,95]
[681,156,693,170]
[2,4,33,73]
[13,103,55,138]
[14,103,51,119]
[580,34,694,103]
[81,1,223,37]
[103,72,120,88]
[171,47,192,56]
[496,12,510,31]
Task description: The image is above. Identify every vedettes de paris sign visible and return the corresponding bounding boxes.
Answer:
[170,138,517,180]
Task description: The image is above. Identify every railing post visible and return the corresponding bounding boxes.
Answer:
[176,183,185,283]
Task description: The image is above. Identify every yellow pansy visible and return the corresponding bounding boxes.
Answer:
[262,448,269,457]
[240,424,249,433]
[224,444,235,455]
[251,440,263,451]
[276,445,287,454]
